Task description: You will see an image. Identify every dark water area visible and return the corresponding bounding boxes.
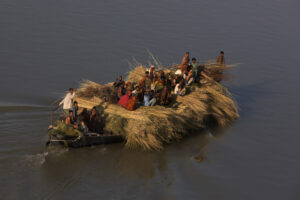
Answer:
[1,0,300,199]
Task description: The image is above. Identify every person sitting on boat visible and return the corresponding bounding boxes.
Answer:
[144,89,151,106]
[148,90,157,106]
[185,69,194,86]
[174,79,186,96]
[59,88,76,115]
[139,71,151,90]
[154,70,166,92]
[73,101,79,121]
[172,74,182,91]
[118,91,130,108]
[88,107,102,133]
[113,75,125,88]
[216,51,225,65]
[191,58,199,81]
[125,91,136,111]
[135,85,144,103]
[117,82,125,100]
[165,70,173,90]
[181,68,188,82]
[65,110,78,129]
[79,116,89,134]
[125,81,133,92]
[160,86,170,105]
[149,65,156,83]
[79,108,89,125]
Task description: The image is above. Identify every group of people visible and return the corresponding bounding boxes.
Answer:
[59,88,102,133]
[114,51,225,111]
[59,51,226,131]
[65,105,102,134]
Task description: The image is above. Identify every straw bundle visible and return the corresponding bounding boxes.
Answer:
[76,80,118,104]
[48,121,82,137]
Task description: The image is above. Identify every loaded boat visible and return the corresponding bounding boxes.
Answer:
[46,60,239,151]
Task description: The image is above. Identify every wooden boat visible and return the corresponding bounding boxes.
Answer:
[46,129,124,148]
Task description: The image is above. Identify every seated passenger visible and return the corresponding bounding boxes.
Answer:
[149,65,156,82]
[79,108,90,125]
[173,74,179,86]
[125,81,133,91]
[139,71,151,90]
[149,90,156,106]
[131,83,138,96]
[191,58,199,80]
[216,51,225,65]
[125,91,136,111]
[160,86,169,105]
[158,70,165,82]
[78,115,89,133]
[118,92,130,108]
[117,82,125,100]
[144,90,151,106]
[155,71,165,92]
[154,92,161,105]
[73,101,79,121]
[113,75,125,88]
[165,71,173,91]
[174,79,186,96]
[65,110,78,129]
[186,69,194,85]
[88,107,102,133]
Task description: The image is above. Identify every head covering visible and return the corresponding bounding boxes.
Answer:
[175,69,182,75]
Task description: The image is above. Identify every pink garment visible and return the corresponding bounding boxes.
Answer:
[118,93,129,107]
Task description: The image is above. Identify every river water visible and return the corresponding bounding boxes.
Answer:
[0,0,300,199]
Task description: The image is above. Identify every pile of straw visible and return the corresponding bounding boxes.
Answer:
[48,121,82,137]
[76,80,118,104]
[72,64,239,151]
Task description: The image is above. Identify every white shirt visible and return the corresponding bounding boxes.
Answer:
[174,84,180,95]
[59,92,75,110]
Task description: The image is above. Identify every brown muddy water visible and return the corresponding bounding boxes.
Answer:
[0,0,300,199]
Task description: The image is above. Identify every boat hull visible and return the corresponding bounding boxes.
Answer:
[47,133,124,148]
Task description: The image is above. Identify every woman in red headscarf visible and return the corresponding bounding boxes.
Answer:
[118,91,130,108]
[118,91,136,111]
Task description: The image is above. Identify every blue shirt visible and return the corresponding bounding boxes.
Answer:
[144,93,150,106]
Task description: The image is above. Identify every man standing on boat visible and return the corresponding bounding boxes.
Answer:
[180,52,190,73]
[216,51,225,65]
[59,88,76,115]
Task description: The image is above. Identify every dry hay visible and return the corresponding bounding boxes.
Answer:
[72,65,239,151]
[48,121,82,137]
[76,80,118,104]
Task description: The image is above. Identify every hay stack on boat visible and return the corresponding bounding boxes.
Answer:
[73,65,239,151]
